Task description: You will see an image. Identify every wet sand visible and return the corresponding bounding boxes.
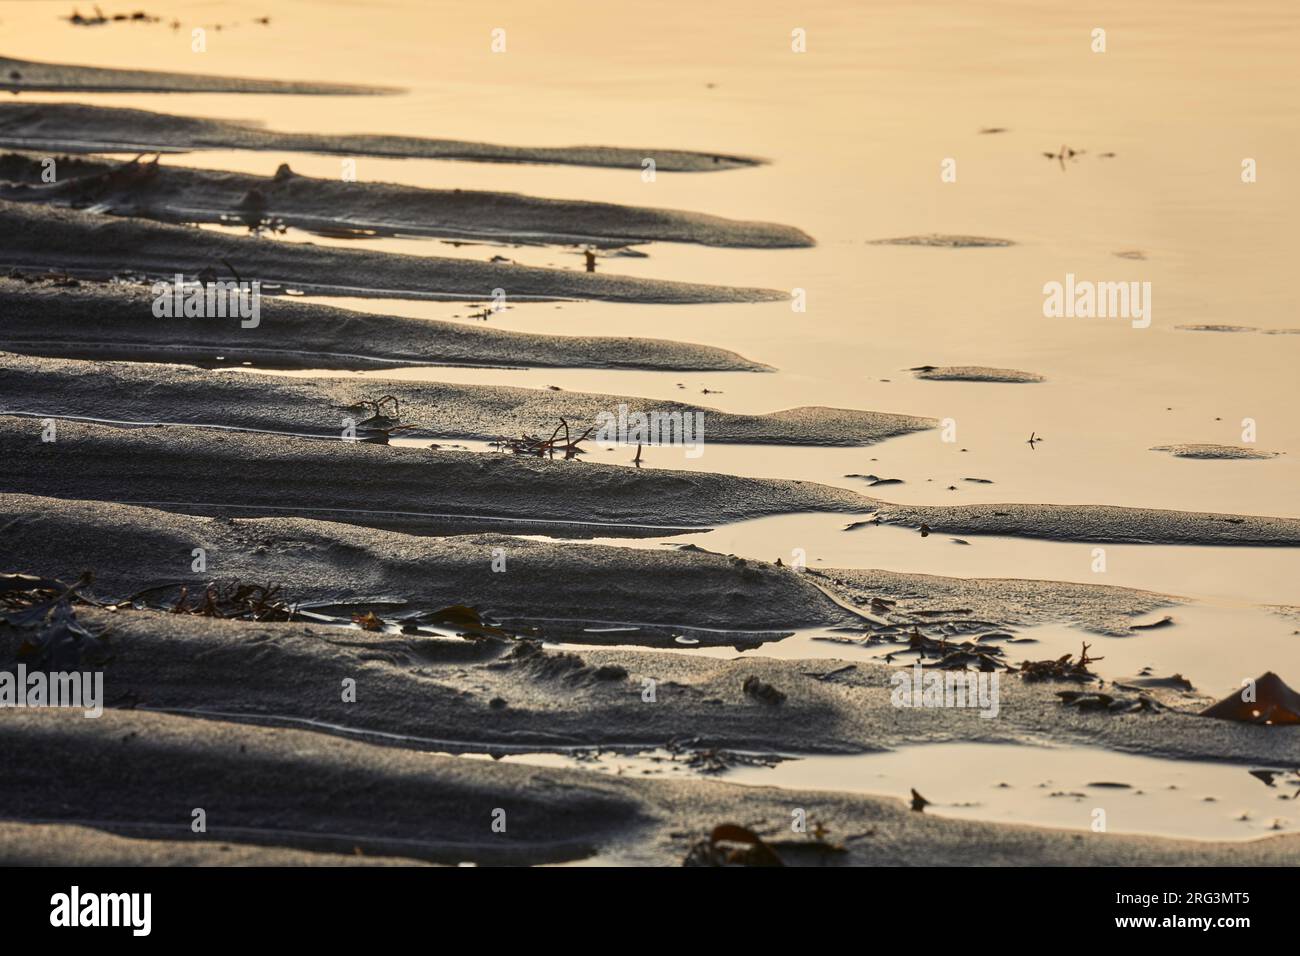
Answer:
[2,0,1297,869]
[910,366,1045,384]
[0,822,427,866]
[0,277,769,371]
[0,55,399,95]
[0,355,933,445]
[3,707,1296,867]
[1151,444,1280,461]
[0,103,762,172]
[0,493,864,633]
[0,202,784,303]
[0,152,813,247]
[6,419,1297,546]
[0,424,878,535]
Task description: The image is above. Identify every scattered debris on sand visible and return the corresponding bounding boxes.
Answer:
[1013,642,1103,683]
[0,570,108,668]
[489,418,594,459]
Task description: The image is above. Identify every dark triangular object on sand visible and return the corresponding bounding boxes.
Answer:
[1199,672,1300,726]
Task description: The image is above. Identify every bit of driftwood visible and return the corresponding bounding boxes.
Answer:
[683,824,783,867]
[342,395,418,444]
[1013,642,1102,682]
[163,580,297,621]
[66,9,161,26]
[1042,144,1084,169]
[664,740,781,775]
[101,577,299,622]
[0,571,109,668]
[906,626,1005,671]
[682,823,845,867]
[490,418,593,459]
[0,572,94,611]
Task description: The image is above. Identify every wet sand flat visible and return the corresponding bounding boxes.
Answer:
[3,0,1298,872]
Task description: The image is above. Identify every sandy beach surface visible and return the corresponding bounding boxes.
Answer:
[0,0,1297,871]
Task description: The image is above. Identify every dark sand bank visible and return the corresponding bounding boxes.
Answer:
[1177,324,1300,335]
[0,709,639,865]
[0,55,399,96]
[0,355,933,445]
[863,500,1300,546]
[0,491,1182,641]
[813,567,1174,637]
[0,103,762,172]
[0,201,783,303]
[1151,443,1279,461]
[2,709,1296,865]
[910,365,1045,383]
[0,822,427,866]
[0,152,813,248]
[870,235,1015,248]
[3,414,1294,545]
[0,278,768,371]
[21,598,1296,769]
[0,493,864,633]
[0,424,876,536]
